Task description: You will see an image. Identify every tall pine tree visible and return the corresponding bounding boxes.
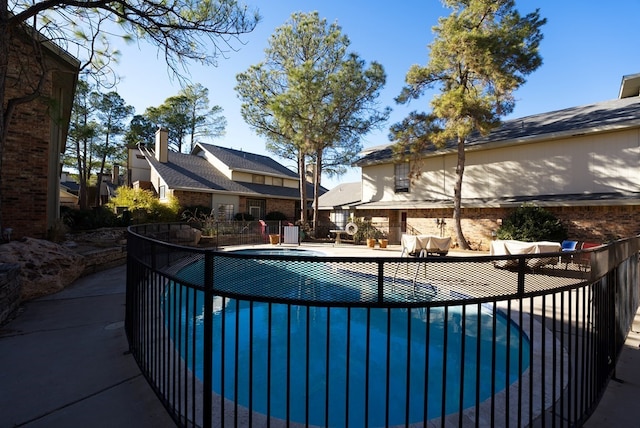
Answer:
[393,0,545,249]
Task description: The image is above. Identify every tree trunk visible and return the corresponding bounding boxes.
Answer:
[95,131,110,207]
[453,136,470,250]
[0,13,8,231]
[79,137,92,210]
[75,137,86,209]
[312,148,323,237]
[298,149,307,225]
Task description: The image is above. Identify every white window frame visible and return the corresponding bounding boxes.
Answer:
[331,209,349,229]
[249,206,261,219]
[394,163,410,193]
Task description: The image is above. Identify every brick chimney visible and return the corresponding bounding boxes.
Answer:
[305,163,316,183]
[112,164,119,184]
[155,127,168,163]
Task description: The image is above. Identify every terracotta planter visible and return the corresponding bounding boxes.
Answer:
[269,234,280,245]
[366,238,376,248]
[378,239,388,249]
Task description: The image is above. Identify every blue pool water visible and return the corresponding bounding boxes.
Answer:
[230,248,326,257]
[167,252,530,426]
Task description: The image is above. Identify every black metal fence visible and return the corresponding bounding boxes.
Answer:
[125,223,640,427]
[163,220,301,248]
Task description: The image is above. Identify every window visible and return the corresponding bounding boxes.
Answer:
[249,206,261,218]
[395,163,410,193]
[158,185,166,199]
[217,204,234,221]
[247,199,266,219]
[331,210,350,229]
[252,174,265,184]
[272,177,283,187]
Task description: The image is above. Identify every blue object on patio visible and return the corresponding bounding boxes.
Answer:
[561,240,579,268]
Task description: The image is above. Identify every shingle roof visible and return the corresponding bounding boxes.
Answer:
[355,96,640,166]
[355,191,640,209]
[317,182,362,209]
[60,181,79,193]
[143,147,323,199]
[197,144,298,178]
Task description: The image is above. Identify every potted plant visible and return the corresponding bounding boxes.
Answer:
[269,234,280,245]
[378,235,388,248]
[364,222,382,248]
[351,217,383,248]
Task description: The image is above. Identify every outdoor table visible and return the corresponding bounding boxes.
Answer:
[490,240,561,268]
[401,234,451,255]
[330,229,349,244]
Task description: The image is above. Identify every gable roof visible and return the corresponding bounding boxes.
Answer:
[196,144,298,178]
[142,146,324,199]
[355,95,640,166]
[317,182,362,209]
[60,181,80,194]
[619,73,640,99]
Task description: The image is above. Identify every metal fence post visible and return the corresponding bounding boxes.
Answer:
[378,260,384,303]
[517,257,526,295]
[203,250,214,428]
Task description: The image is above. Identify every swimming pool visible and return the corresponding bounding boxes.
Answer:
[166,251,530,426]
[229,248,326,257]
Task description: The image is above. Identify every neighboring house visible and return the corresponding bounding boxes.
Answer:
[59,186,79,209]
[351,73,640,249]
[316,182,362,230]
[60,172,80,209]
[127,128,325,221]
[1,23,80,239]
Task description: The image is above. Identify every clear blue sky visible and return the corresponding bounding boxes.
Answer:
[111,0,640,189]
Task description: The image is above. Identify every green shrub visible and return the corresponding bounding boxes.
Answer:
[351,217,384,244]
[62,206,119,230]
[265,211,287,221]
[107,186,181,223]
[496,204,568,242]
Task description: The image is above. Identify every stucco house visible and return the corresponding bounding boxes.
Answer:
[331,73,640,250]
[1,22,80,239]
[128,128,325,221]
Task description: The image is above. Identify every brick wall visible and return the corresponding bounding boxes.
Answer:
[1,31,55,239]
[266,199,296,220]
[173,191,297,221]
[356,205,640,251]
[172,190,211,209]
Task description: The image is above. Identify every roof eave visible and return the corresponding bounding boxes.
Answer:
[168,185,302,200]
[355,196,640,210]
[230,167,297,180]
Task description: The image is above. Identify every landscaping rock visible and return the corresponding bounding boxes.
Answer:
[64,227,128,247]
[0,237,86,300]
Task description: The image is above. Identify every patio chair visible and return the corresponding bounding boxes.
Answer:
[577,242,600,271]
[560,240,579,269]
